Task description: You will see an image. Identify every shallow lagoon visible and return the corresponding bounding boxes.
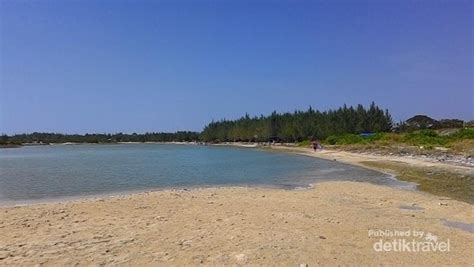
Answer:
[0,144,412,203]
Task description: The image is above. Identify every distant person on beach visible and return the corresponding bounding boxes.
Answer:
[311,140,318,151]
[311,140,322,151]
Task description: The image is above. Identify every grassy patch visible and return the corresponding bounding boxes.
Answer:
[361,161,474,204]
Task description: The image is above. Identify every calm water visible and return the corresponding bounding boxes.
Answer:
[0,144,413,203]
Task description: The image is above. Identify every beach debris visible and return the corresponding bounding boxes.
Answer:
[319,235,327,239]
[438,203,448,206]
[300,264,309,267]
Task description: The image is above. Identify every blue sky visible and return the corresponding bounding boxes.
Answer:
[1,0,472,134]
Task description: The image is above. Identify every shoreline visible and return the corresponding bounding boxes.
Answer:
[1,143,471,206]
[209,143,473,203]
[263,145,474,203]
[0,182,317,208]
[267,145,473,175]
[0,143,416,208]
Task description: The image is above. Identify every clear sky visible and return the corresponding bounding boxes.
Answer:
[1,0,472,134]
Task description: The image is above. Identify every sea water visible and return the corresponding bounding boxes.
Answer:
[0,144,413,204]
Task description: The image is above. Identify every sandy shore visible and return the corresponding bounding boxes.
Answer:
[0,181,473,266]
[260,145,473,174]
[0,146,473,266]
[267,146,474,202]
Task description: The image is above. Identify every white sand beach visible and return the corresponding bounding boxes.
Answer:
[0,148,473,266]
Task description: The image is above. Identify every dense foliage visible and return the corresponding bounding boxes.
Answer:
[1,131,200,145]
[201,102,393,142]
[324,128,474,148]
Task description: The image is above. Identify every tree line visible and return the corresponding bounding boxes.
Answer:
[1,102,394,145]
[1,131,200,145]
[200,102,392,142]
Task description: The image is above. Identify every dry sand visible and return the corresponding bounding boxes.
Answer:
[265,145,473,175]
[0,148,473,266]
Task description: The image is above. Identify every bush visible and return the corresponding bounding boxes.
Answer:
[325,135,338,145]
[449,128,474,140]
[402,130,445,146]
[325,134,365,145]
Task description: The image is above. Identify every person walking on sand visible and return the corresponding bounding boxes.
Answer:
[311,139,322,151]
[311,140,317,151]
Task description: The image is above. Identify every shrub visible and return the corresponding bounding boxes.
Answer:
[402,130,445,146]
[325,134,365,145]
[450,128,474,140]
